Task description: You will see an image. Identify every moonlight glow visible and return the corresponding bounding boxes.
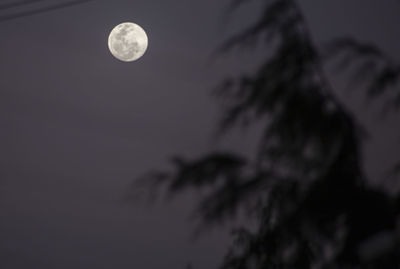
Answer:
[108,22,148,62]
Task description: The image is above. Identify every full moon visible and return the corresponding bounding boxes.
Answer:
[108,22,148,62]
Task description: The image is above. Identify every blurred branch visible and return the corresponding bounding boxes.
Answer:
[324,38,400,112]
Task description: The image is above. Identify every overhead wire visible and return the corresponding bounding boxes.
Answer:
[0,0,94,22]
[0,0,47,11]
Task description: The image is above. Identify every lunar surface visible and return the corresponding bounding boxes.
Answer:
[108,22,148,62]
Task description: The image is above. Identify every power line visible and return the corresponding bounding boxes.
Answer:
[0,0,47,11]
[0,0,94,22]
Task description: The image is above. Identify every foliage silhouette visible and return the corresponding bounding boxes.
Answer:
[325,38,400,113]
[138,0,400,268]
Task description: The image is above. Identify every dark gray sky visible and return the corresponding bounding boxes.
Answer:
[0,0,399,268]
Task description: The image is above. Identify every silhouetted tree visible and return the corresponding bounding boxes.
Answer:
[137,0,400,268]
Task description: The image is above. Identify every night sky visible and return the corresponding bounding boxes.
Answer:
[0,0,399,268]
